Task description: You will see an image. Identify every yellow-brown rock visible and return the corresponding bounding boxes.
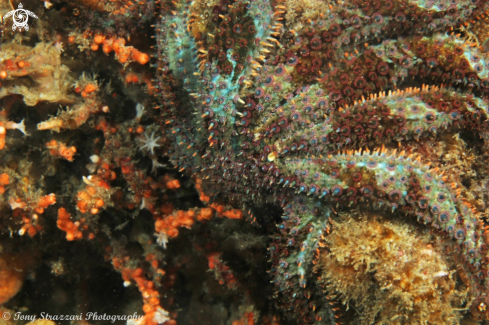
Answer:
[318,212,470,325]
[0,254,26,305]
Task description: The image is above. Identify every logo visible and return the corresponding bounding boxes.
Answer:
[4,3,38,32]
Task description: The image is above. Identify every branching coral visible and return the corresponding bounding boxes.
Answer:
[0,2,178,321]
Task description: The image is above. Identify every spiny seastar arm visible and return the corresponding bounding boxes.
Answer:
[271,149,489,322]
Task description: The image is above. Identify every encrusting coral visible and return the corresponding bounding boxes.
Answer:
[0,42,73,106]
[3,0,489,325]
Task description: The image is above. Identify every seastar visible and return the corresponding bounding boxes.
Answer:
[155,0,489,323]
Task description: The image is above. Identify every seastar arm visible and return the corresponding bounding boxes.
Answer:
[254,83,488,156]
[270,196,337,323]
[157,0,287,173]
[272,149,489,319]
